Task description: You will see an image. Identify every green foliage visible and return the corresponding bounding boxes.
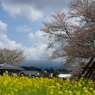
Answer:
[53,69,60,77]
[43,70,49,77]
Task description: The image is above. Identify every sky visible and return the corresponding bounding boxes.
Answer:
[0,0,72,68]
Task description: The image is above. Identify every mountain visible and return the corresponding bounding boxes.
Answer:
[20,60,66,70]
[21,66,42,72]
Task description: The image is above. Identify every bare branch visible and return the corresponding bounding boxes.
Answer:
[0,48,25,65]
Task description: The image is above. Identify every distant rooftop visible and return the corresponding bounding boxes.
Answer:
[0,63,25,71]
[20,71,39,76]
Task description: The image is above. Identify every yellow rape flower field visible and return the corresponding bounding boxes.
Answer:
[0,73,95,95]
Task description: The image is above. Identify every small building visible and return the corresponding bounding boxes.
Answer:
[19,71,40,76]
[58,74,72,79]
[0,63,25,75]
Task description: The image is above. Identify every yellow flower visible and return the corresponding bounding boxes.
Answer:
[58,91,63,95]
[5,71,8,74]
[89,87,93,91]
[44,70,47,73]
[49,91,53,95]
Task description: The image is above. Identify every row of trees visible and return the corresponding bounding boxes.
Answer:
[43,69,60,77]
[41,0,95,69]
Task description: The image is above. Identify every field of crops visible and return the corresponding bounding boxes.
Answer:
[0,73,95,95]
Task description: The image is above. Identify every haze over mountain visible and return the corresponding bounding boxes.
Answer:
[21,60,66,70]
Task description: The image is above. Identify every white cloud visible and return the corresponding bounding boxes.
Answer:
[1,0,72,21]
[0,32,22,49]
[0,21,7,32]
[0,30,53,61]
[0,21,53,61]
[16,25,32,32]
[1,2,43,21]
[1,0,71,12]
[27,30,55,61]
[0,21,22,49]
[24,43,53,61]
[0,31,53,61]
[28,30,48,44]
